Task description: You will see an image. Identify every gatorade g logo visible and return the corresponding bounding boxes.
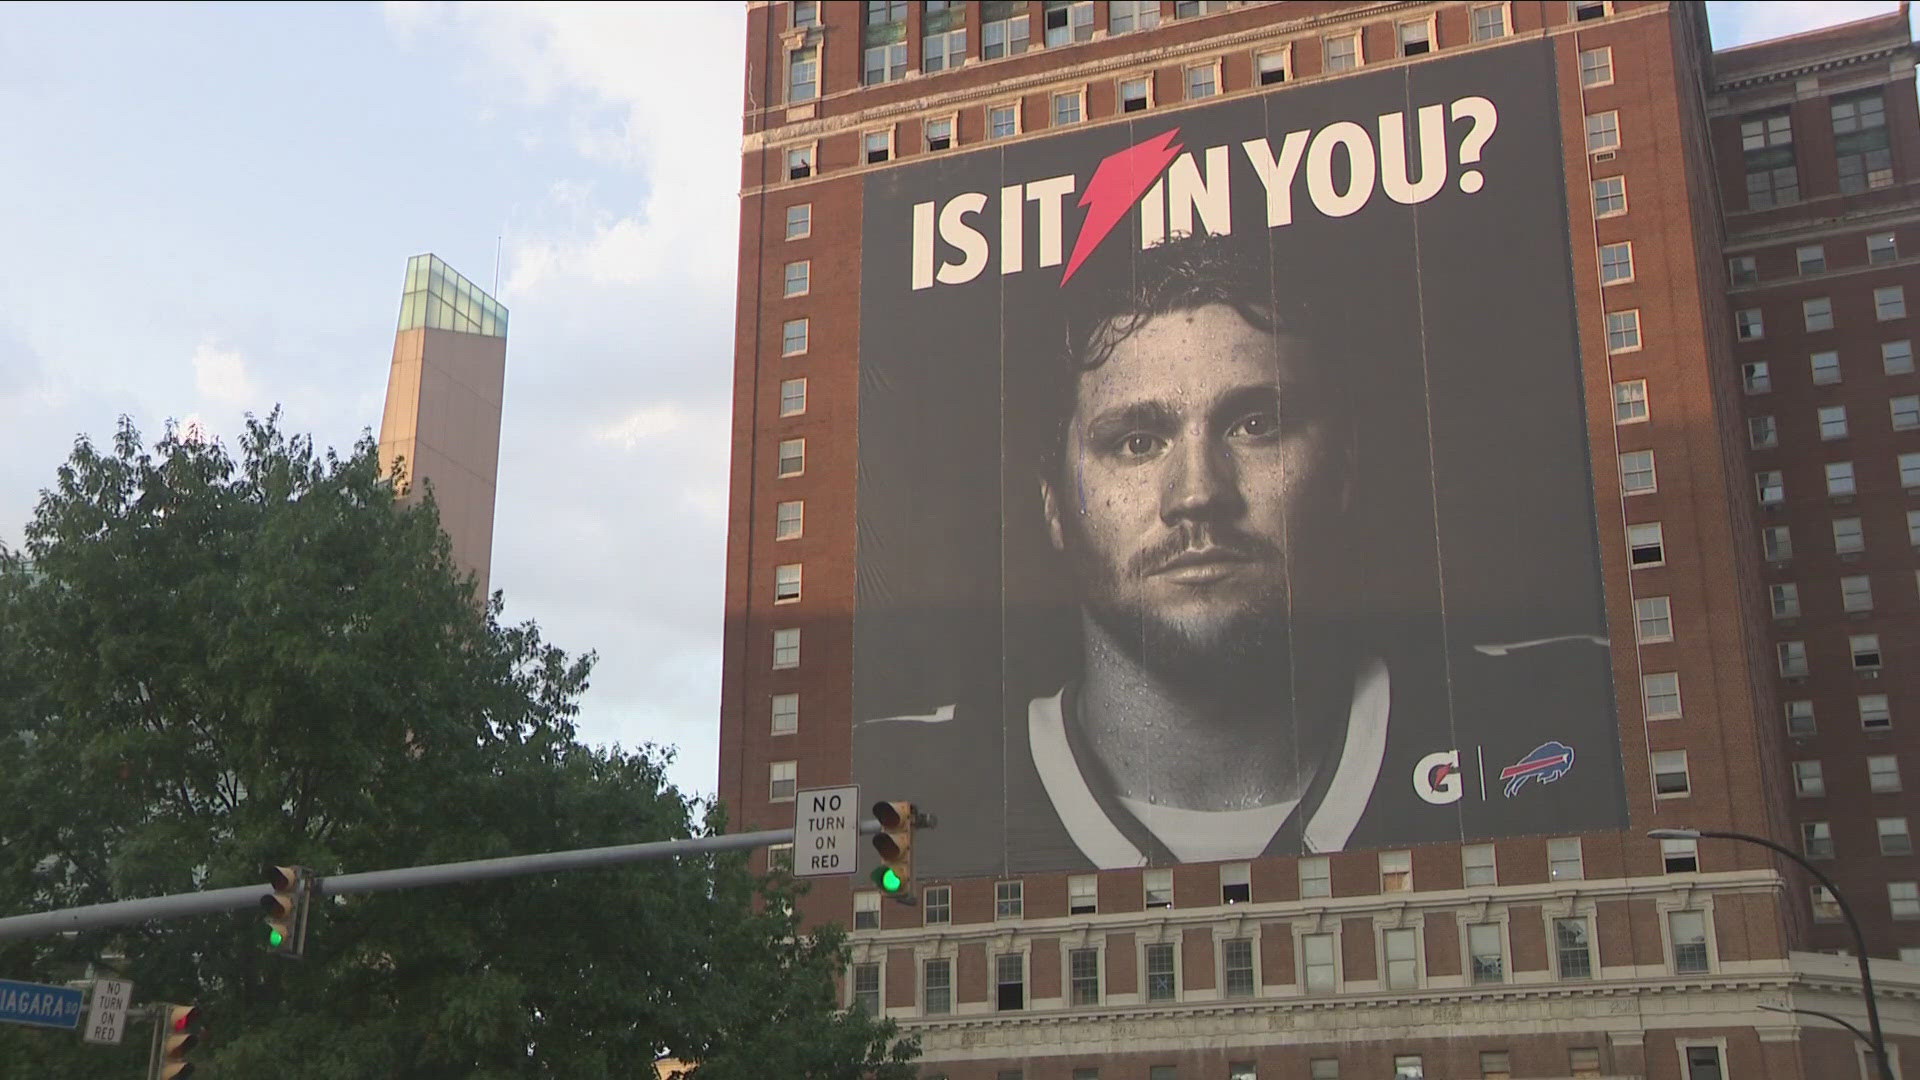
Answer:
[1414,750,1464,805]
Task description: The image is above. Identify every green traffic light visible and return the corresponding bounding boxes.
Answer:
[268,927,285,948]
[872,866,903,893]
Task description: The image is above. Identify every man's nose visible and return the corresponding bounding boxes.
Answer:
[1160,433,1244,524]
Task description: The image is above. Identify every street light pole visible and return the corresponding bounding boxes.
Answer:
[1649,827,1894,1080]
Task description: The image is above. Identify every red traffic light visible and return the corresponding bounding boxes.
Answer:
[170,1005,200,1033]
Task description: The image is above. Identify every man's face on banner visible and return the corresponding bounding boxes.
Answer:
[1043,303,1347,676]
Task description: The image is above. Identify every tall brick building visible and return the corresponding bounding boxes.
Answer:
[719,3,1920,1077]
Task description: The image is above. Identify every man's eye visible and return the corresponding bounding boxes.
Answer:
[1227,412,1280,439]
[1118,433,1164,457]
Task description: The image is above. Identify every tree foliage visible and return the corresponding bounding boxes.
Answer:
[0,414,916,1078]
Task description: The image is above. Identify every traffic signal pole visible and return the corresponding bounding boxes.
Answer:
[0,820,884,942]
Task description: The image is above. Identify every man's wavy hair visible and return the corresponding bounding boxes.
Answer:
[1038,230,1299,482]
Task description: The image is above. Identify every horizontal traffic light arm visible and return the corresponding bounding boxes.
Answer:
[0,814,928,941]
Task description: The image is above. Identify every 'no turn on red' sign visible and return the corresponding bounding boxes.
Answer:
[793,785,859,878]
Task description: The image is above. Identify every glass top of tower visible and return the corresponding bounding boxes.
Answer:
[396,253,507,338]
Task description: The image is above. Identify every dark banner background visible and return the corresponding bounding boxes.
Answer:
[854,41,1629,879]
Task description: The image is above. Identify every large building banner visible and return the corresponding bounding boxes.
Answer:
[853,42,1628,879]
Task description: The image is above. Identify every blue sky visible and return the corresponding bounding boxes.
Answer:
[0,2,1907,800]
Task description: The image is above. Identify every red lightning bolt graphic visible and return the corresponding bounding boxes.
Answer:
[1060,129,1184,285]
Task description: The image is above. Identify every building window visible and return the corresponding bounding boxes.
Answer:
[1145,941,1178,1001]
[1549,837,1584,880]
[1463,844,1496,886]
[1579,45,1612,85]
[1644,673,1682,720]
[783,260,811,298]
[1778,640,1808,678]
[1834,517,1865,554]
[1736,307,1764,340]
[1878,286,1908,321]
[1729,255,1757,284]
[982,0,1030,58]
[864,1,909,83]
[1589,176,1620,216]
[785,203,812,241]
[771,692,799,734]
[1756,470,1784,506]
[1866,687,1896,730]
[772,630,805,674]
[1763,524,1792,561]
[988,103,1020,140]
[1663,836,1700,872]
[1069,874,1097,914]
[1380,850,1412,892]
[779,378,807,419]
[1803,820,1834,859]
[1600,241,1633,285]
[1150,1069,1176,1080]
[1868,232,1899,265]
[1555,917,1593,979]
[1044,0,1094,46]
[1827,460,1856,496]
[996,952,1025,1010]
[1069,946,1100,1005]
[1119,75,1152,112]
[773,563,802,603]
[1893,883,1920,919]
[1634,597,1673,644]
[1573,0,1610,20]
[1741,109,1797,208]
[923,884,951,924]
[1323,31,1359,73]
[1175,0,1228,14]
[1311,1061,1340,1080]
[1750,415,1778,449]
[1805,297,1834,332]
[777,438,805,479]
[1471,3,1509,41]
[1794,759,1825,797]
[1051,90,1084,127]
[1670,911,1709,973]
[1109,0,1161,34]
[1221,862,1251,904]
[1653,750,1690,797]
[1841,574,1873,613]
[1613,378,1648,422]
[1229,1066,1256,1080]
[1786,699,1816,736]
[1619,449,1656,494]
[1628,522,1664,567]
[774,499,804,542]
[1468,922,1504,983]
[1605,310,1641,352]
[1871,755,1902,793]
[863,39,909,86]
[1394,1055,1424,1079]
[925,115,954,152]
[1256,47,1287,85]
[786,145,814,181]
[1852,633,1882,672]
[1834,91,1893,192]
[789,46,819,103]
[853,960,881,1015]
[1398,19,1432,57]
[767,841,794,871]
[1911,509,1920,546]
[768,759,798,802]
[1881,817,1913,856]
[854,890,881,930]
[1797,244,1827,275]
[1813,884,1842,921]
[1585,111,1620,154]
[1885,340,1915,374]
[1891,395,1920,430]
[924,27,967,72]
[995,879,1023,920]
[1771,583,1800,619]
[924,957,952,1014]
[1301,932,1335,992]
[1185,61,1219,100]
[1300,856,1331,898]
[1481,1051,1512,1080]
[1223,938,1256,997]
[1818,404,1849,440]
[1383,927,1419,989]
[793,0,819,28]
[782,317,809,355]
[1811,350,1842,386]
[1144,868,1173,909]
[1904,452,1920,488]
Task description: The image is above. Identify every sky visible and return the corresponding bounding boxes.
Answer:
[0,1,1908,801]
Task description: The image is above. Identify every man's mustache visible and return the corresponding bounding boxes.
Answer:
[1126,523,1281,578]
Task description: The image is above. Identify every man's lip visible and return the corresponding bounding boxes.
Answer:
[1149,548,1254,575]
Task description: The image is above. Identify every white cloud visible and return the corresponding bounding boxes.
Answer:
[593,403,690,449]
[191,339,259,407]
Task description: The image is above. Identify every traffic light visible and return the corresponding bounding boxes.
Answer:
[147,1004,201,1080]
[870,801,915,896]
[262,864,311,958]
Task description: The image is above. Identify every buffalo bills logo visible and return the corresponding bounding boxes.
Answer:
[1500,741,1575,797]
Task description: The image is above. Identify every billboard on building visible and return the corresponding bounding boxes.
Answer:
[853,42,1628,879]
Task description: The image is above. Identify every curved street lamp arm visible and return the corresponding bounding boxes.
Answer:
[1759,1003,1874,1049]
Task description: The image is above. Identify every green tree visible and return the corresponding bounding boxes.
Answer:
[0,414,917,1079]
